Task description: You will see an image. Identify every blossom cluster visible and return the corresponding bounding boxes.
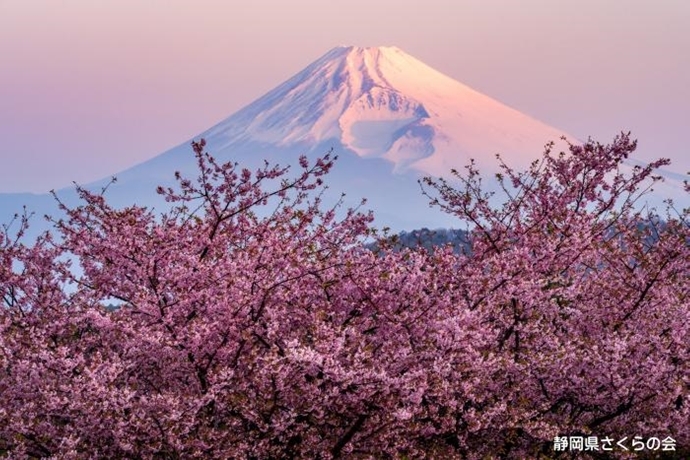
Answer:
[0,135,687,458]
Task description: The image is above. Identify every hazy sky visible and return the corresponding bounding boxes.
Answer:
[1,0,688,193]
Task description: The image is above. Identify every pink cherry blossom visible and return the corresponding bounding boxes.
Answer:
[1,134,687,458]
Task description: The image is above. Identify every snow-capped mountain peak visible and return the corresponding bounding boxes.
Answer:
[203,45,571,176]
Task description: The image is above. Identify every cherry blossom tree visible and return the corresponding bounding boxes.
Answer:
[0,134,687,458]
[421,133,689,457]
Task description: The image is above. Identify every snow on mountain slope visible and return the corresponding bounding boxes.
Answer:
[200,46,572,176]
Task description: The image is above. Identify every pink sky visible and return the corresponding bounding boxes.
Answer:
[1,0,688,193]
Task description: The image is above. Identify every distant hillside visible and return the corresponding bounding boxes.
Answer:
[371,227,471,254]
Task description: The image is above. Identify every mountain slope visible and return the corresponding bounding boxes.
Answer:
[198,45,572,175]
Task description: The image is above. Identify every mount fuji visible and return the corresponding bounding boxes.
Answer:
[5,45,677,234]
[200,45,571,175]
